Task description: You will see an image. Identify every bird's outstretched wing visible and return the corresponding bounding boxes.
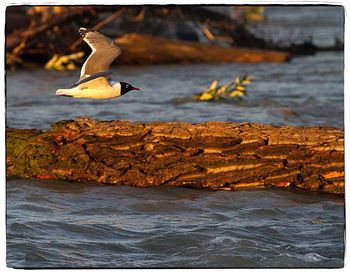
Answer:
[79,28,121,78]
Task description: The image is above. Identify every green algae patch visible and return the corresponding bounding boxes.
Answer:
[6,128,57,179]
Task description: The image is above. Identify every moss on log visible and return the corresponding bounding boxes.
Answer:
[6,118,344,195]
[116,33,290,64]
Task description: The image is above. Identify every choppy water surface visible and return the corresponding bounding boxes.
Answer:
[7,179,344,268]
[6,6,344,269]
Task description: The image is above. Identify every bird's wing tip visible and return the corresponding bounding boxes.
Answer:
[79,27,92,37]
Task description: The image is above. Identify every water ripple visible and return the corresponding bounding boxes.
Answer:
[6,179,344,268]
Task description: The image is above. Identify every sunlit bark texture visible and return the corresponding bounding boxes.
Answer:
[6,118,344,195]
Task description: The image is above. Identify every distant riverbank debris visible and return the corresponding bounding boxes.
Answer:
[193,75,254,101]
[6,6,342,69]
[232,6,265,23]
[45,52,85,71]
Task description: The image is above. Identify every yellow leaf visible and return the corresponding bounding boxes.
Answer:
[66,62,77,70]
[45,54,59,70]
[235,85,246,91]
[216,87,224,95]
[58,56,69,63]
[199,92,215,101]
[217,83,230,95]
[208,80,218,90]
[229,90,246,97]
[45,51,84,71]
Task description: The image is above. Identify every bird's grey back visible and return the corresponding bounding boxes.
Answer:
[70,70,113,88]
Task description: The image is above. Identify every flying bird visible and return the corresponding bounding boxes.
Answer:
[55,28,140,99]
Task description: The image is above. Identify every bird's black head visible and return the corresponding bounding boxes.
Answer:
[120,82,140,95]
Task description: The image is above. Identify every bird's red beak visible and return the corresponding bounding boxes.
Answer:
[132,87,141,91]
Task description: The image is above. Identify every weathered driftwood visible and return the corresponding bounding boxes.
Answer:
[116,33,290,64]
[6,118,344,195]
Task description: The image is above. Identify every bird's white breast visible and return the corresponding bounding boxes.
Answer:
[110,81,121,97]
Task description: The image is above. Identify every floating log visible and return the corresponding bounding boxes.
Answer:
[6,118,344,195]
[116,33,290,64]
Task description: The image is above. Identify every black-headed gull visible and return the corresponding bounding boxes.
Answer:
[55,28,140,99]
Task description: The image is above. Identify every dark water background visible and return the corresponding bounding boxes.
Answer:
[6,6,344,268]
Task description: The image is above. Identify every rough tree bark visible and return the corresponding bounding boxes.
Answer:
[6,118,344,195]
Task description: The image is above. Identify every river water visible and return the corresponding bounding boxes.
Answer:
[6,6,344,268]
[6,51,344,129]
[6,180,344,268]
